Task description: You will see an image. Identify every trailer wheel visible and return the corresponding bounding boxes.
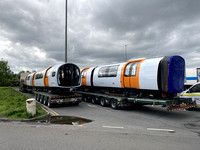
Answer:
[100,97,106,107]
[91,96,96,104]
[111,99,117,109]
[82,96,87,102]
[40,95,44,103]
[43,96,48,105]
[72,102,80,106]
[48,99,53,108]
[37,94,41,102]
[35,94,38,101]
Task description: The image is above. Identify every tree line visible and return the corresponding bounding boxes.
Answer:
[0,60,28,86]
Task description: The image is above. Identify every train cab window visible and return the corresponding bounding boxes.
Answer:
[52,72,56,77]
[81,69,87,78]
[58,64,81,86]
[125,62,139,76]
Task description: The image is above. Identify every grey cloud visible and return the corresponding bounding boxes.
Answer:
[0,0,200,73]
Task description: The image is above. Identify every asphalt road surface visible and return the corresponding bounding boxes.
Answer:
[1,98,200,150]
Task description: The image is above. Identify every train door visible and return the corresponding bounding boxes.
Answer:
[129,62,139,88]
[81,68,89,86]
[44,66,53,87]
[123,63,132,88]
[122,60,144,89]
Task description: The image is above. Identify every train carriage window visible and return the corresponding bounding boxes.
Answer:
[27,76,30,80]
[52,72,56,77]
[98,67,107,77]
[98,65,119,77]
[108,65,119,77]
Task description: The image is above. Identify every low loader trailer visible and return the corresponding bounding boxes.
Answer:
[33,91,82,108]
[78,91,196,111]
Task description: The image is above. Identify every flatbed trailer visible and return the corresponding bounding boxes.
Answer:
[33,91,82,108]
[77,91,196,111]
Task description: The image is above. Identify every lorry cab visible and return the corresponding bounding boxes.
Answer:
[180,82,200,108]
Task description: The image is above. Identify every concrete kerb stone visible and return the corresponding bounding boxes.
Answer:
[0,113,52,123]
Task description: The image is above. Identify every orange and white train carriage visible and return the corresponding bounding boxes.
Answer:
[81,56,185,98]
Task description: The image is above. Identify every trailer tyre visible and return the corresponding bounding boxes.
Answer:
[40,95,44,103]
[111,99,117,109]
[43,96,48,105]
[91,97,96,104]
[48,100,53,108]
[82,96,87,102]
[100,97,106,107]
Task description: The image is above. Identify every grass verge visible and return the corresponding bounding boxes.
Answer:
[0,87,47,119]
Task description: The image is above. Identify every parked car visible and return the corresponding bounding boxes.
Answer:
[180,82,200,108]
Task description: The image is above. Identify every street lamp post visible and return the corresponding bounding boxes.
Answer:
[125,45,127,61]
[65,0,68,63]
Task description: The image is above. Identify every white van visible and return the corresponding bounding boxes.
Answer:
[180,82,200,108]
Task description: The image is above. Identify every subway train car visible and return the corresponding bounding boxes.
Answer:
[81,56,185,98]
[24,63,81,92]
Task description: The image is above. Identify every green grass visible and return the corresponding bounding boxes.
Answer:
[0,87,47,119]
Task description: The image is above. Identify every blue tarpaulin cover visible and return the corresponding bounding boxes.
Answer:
[168,56,185,95]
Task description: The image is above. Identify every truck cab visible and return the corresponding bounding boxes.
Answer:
[181,82,200,108]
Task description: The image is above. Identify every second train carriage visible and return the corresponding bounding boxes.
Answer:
[81,56,185,98]
[25,63,81,92]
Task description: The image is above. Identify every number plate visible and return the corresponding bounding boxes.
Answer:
[64,99,70,102]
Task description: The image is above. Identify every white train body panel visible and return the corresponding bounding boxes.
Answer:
[93,63,124,88]
[139,57,163,90]
[48,64,61,88]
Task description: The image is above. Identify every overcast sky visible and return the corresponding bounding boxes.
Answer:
[0,0,200,73]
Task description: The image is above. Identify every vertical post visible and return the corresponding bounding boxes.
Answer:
[125,45,127,61]
[65,0,68,63]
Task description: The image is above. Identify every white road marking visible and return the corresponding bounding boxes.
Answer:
[102,126,124,129]
[147,128,175,132]
[87,104,98,108]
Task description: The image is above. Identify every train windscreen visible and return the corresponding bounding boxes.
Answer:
[58,64,81,87]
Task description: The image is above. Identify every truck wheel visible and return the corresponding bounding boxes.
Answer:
[91,97,96,104]
[73,102,80,106]
[43,96,48,105]
[37,94,41,102]
[48,100,53,108]
[111,99,117,109]
[100,97,106,106]
[40,95,44,103]
[82,96,87,102]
